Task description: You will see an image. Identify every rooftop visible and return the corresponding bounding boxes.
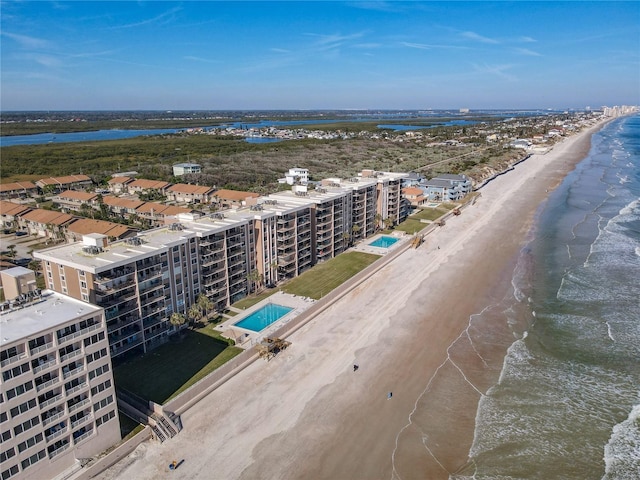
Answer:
[0,290,103,348]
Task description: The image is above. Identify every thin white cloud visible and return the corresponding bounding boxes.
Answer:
[270,48,291,54]
[518,36,537,43]
[306,32,366,46]
[401,41,467,50]
[472,63,517,81]
[1,31,52,49]
[184,55,219,64]
[513,47,542,57]
[110,6,182,29]
[461,31,500,44]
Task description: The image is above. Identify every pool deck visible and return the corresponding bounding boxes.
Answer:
[215,291,315,348]
[351,231,408,256]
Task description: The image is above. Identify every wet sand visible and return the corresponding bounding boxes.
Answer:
[95,122,603,480]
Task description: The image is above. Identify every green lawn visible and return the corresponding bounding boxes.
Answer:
[113,326,242,404]
[281,251,380,299]
[232,289,278,310]
[394,205,452,234]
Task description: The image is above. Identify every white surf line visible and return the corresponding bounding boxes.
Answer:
[390,310,491,480]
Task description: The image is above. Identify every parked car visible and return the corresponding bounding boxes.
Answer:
[14,231,28,237]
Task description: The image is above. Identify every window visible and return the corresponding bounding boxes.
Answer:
[95,409,116,427]
[6,381,34,400]
[20,449,46,470]
[17,433,43,453]
[10,399,36,419]
[1,430,10,442]
[90,379,111,396]
[13,416,39,436]
[88,363,109,380]
[84,331,105,347]
[0,447,15,463]
[93,395,113,412]
[86,348,107,364]
[2,363,30,381]
[1,465,19,480]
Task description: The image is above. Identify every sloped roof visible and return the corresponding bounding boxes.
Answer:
[36,174,92,186]
[22,209,75,226]
[0,181,37,192]
[127,179,170,190]
[213,189,260,201]
[67,218,135,238]
[402,187,424,196]
[101,196,145,209]
[56,190,98,202]
[107,176,133,185]
[167,184,215,195]
[0,201,32,217]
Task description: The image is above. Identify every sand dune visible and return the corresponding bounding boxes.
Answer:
[95,121,603,480]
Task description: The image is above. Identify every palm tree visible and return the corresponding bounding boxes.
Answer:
[374,213,383,231]
[351,224,361,241]
[169,312,187,330]
[383,217,395,230]
[246,269,264,293]
[188,304,203,326]
[197,294,214,320]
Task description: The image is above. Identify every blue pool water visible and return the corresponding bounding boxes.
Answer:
[368,236,399,248]
[233,304,293,332]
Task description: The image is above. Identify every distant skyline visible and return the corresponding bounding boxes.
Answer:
[1,1,639,111]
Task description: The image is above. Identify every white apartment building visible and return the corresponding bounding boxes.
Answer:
[0,291,119,480]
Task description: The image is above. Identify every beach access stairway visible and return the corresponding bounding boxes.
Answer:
[116,388,181,443]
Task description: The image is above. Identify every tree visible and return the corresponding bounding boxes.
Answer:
[383,216,395,230]
[342,231,351,248]
[169,312,186,329]
[351,224,361,240]
[187,304,203,326]
[6,245,17,259]
[374,213,383,231]
[246,269,263,293]
[196,294,214,320]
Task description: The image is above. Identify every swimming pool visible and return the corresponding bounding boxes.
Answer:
[368,236,399,248]
[233,303,294,332]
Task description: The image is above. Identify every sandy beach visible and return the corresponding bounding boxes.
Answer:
[95,122,603,480]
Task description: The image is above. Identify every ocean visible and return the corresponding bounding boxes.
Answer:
[455,114,640,479]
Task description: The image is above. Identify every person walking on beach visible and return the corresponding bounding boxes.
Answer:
[353,364,359,372]
[387,392,393,400]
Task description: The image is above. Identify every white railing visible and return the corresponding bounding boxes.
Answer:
[58,324,101,344]
[68,398,90,414]
[1,352,26,368]
[33,359,57,375]
[42,410,65,427]
[48,443,70,459]
[65,382,88,397]
[63,366,85,380]
[46,426,67,443]
[36,377,59,392]
[30,342,53,356]
[60,349,82,363]
[39,394,63,410]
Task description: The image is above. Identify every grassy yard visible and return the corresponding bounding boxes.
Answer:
[394,205,453,234]
[113,325,242,404]
[281,251,380,300]
[232,289,278,310]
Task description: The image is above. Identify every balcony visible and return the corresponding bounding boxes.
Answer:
[48,443,70,459]
[36,377,60,392]
[30,342,54,356]
[65,381,88,397]
[60,349,82,364]
[46,425,68,443]
[33,358,57,375]
[62,365,85,380]
[58,323,101,345]
[110,339,143,358]
[71,414,93,430]
[42,410,65,427]
[40,393,64,410]
[1,352,26,368]
[73,428,94,445]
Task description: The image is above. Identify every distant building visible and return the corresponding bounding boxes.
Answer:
[172,163,201,177]
[0,182,38,201]
[0,291,120,480]
[213,189,260,209]
[0,266,37,301]
[280,168,309,185]
[35,175,92,194]
[166,184,215,204]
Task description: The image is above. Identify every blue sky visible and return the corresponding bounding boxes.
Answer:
[1,1,639,111]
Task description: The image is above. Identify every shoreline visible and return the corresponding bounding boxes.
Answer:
[94,120,608,480]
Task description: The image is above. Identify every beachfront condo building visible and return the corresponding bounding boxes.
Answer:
[33,173,392,360]
[0,291,120,480]
[360,170,409,228]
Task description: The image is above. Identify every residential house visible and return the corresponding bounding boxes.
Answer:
[53,190,99,213]
[126,179,170,197]
[134,203,197,228]
[20,209,75,241]
[101,196,145,222]
[0,201,32,230]
[106,177,134,195]
[402,186,428,207]
[66,219,137,243]
[212,189,260,209]
[165,184,215,204]
[172,163,201,176]
[35,175,92,194]
[0,182,38,201]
